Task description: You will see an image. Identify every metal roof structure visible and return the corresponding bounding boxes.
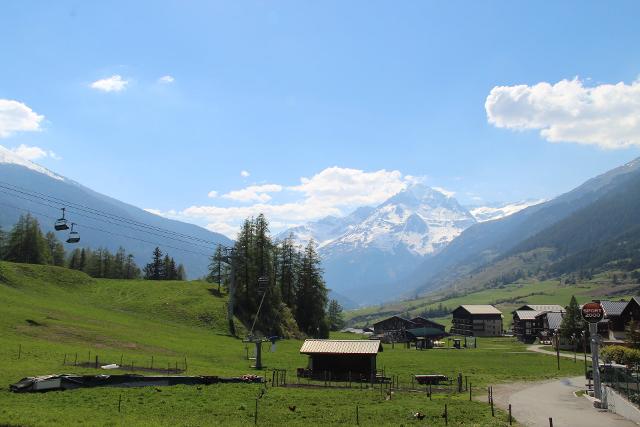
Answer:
[406,327,449,338]
[299,339,382,355]
[514,310,542,320]
[537,311,564,330]
[457,305,502,315]
[600,300,629,317]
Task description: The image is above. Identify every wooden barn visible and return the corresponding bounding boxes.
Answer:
[450,305,503,337]
[299,339,382,380]
[372,315,417,343]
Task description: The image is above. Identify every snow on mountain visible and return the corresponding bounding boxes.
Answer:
[0,145,64,181]
[469,199,545,222]
[277,206,374,247]
[324,184,476,257]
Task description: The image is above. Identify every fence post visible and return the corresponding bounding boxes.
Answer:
[356,404,359,425]
[469,383,472,401]
[63,354,67,365]
[444,403,448,425]
[549,417,553,427]
[118,393,122,413]
[151,356,154,370]
[74,352,78,366]
[254,398,258,425]
[509,404,512,425]
[18,344,21,360]
[95,355,99,369]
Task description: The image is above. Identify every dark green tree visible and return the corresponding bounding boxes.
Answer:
[5,214,48,264]
[327,299,345,331]
[144,247,164,280]
[295,240,329,337]
[559,296,584,340]
[208,244,228,292]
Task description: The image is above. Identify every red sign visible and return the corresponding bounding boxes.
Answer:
[581,302,604,323]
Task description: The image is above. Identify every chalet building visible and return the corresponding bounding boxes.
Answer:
[299,339,382,381]
[512,304,565,343]
[536,311,564,342]
[450,305,503,337]
[597,299,640,345]
[372,315,417,342]
[410,316,446,331]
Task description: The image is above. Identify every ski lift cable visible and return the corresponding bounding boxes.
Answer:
[0,181,222,245]
[0,201,212,258]
[0,186,220,250]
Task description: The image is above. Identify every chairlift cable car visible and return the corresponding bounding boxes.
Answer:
[66,223,80,244]
[54,207,70,231]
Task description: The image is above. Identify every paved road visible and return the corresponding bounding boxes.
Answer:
[489,376,636,427]
[526,344,592,361]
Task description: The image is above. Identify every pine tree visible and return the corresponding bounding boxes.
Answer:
[559,296,585,340]
[327,299,345,331]
[176,263,186,281]
[124,254,140,279]
[208,244,227,292]
[5,214,48,264]
[295,240,329,337]
[144,247,165,280]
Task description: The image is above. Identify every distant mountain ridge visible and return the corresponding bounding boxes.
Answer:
[0,146,232,278]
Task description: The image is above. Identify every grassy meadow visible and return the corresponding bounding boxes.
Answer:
[0,261,585,426]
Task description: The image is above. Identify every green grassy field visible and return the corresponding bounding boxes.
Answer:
[346,274,639,329]
[0,262,585,426]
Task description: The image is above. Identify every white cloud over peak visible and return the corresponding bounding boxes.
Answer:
[9,144,59,161]
[0,99,44,138]
[240,170,250,177]
[432,186,455,198]
[485,77,640,149]
[90,75,129,92]
[222,184,283,203]
[158,75,175,84]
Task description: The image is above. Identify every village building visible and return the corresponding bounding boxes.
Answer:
[450,305,503,337]
[372,315,417,342]
[512,304,565,343]
[298,339,383,381]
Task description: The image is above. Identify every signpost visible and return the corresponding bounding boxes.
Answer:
[582,301,604,402]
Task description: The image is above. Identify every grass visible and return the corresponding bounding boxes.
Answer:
[0,261,585,426]
[346,273,639,329]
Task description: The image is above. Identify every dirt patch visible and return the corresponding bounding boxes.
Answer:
[25,319,44,326]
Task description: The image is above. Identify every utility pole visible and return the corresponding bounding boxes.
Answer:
[222,247,236,336]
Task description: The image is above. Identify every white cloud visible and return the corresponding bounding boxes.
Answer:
[485,77,640,149]
[222,184,283,203]
[0,99,44,138]
[8,144,60,161]
[432,186,455,198]
[207,190,218,198]
[167,166,417,236]
[158,75,175,84]
[90,75,129,92]
[240,170,250,177]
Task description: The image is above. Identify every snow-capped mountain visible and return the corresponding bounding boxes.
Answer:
[469,200,545,222]
[0,145,64,181]
[276,206,374,247]
[281,184,477,304]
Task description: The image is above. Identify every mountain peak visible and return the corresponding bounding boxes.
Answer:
[0,145,64,181]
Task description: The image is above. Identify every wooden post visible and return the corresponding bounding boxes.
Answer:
[18,344,21,360]
[349,371,352,388]
[184,356,187,371]
[429,383,432,400]
[151,356,154,370]
[549,417,553,427]
[469,383,472,401]
[509,404,512,425]
[88,350,91,364]
[95,355,99,369]
[254,398,258,425]
[118,394,122,413]
[175,361,178,373]
[491,389,495,417]
[120,354,123,366]
[74,353,78,366]
[63,354,67,365]
[465,375,468,391]
[444,403,448,425]
[356,405,359,425]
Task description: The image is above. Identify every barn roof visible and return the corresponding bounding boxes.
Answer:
[457,305,502,315]
[406,327,449,338]
[514,310,542,320]
[543,312,564,330]
[600,301,629,317]
[300,340,382,355]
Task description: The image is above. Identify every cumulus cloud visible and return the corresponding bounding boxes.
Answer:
[432,186,455,198]
[222,184,283,203]
[240,170,250,177]
[163,166,419,237]
[158,75,175,84]
[8,144,59,161]
[485,77,640,149]
[0,99,44,138]
[90,75,129,92]
[207,190,218,198]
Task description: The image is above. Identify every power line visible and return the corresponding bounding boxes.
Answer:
[0,201,213,258]
[0,180,222,245]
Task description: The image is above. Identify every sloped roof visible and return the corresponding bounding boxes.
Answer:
[600,301,629,317]
[518,304,565,313]
[300,340,382,355]
[542,312,564,330]
[410,317,446,329]
[514,310,542,320]
[458,305,502,315]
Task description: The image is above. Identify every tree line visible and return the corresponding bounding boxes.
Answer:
[208,214,340,338]
[0,213,185,281]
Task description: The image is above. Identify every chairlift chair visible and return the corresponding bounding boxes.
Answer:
[54,207,70,231]
[66,223,80,244]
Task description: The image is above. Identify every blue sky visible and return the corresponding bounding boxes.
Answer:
[2,1,640,236]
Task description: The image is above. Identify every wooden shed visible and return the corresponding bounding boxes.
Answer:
[299,339,382,380]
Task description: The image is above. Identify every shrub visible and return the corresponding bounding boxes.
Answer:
[601,345,640,366]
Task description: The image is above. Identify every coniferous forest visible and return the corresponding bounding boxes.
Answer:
[209,214,330,339]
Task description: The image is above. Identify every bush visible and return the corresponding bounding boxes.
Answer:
[601,345,640,366]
